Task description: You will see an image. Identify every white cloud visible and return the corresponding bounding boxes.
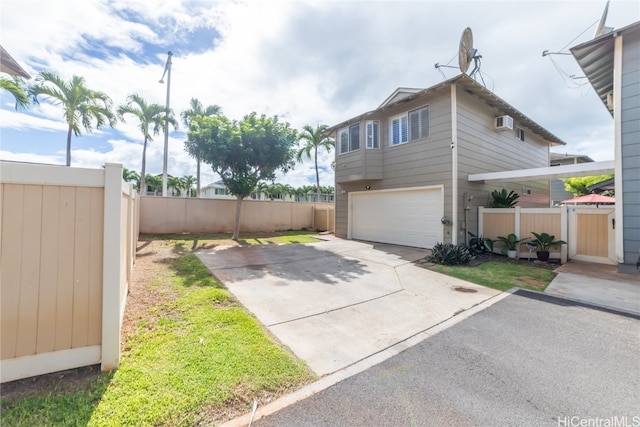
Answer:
[1,0,638,188]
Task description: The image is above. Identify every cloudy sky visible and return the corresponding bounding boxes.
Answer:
[1,0,638,189]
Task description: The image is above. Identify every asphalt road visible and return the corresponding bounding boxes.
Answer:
[254,290,640,427]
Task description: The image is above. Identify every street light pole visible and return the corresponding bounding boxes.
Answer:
[159,51,173,197]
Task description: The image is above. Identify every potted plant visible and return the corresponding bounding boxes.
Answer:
[530,232,566,261]
[496,233,524,259]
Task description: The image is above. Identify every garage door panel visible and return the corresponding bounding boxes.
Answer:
[351,188,442,248]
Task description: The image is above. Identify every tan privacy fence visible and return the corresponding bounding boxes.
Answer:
[479,206,615,265]
[0,162,138,382]
[140,197,334,234]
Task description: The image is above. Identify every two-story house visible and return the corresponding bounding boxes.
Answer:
[327,74,565,248]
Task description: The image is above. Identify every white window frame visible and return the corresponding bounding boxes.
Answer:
[389,114,408,146]
[338,123,361,154]
[365,120,380,149]
[515,127,525,142]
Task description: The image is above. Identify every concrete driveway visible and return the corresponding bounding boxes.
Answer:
[196,236,501,376]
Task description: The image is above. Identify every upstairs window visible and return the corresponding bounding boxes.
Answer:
[390,114,408,146]
[338,123,361,154]
[409,106,429,141]
[366,120,380,149]
[390,105,429,146]
[515,127,525,141]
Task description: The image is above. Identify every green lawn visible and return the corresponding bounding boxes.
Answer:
[432,261,556,292]
[0,232,317,426]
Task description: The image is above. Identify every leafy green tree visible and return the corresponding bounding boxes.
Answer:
[0,76,29,109]
[192,112,297,240]
[122,167,140,190]
[181,175,197,197]
[144,174,162,194]
[563,175,614,197]
[168,176,182,196]
[296,124,334,203]
[181,98,222,198]
[29,71,116,166]
[118,93,178,196]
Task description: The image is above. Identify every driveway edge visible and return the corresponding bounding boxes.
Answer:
[220,290,514,427]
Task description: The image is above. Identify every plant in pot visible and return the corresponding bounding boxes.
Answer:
[495,233,524,259]
[530,232,566,261]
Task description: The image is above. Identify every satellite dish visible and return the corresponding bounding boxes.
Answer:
[459,27,476,74]
[594,0,611,38]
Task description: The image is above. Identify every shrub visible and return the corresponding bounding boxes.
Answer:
[468,233,494,255]
[427,242,475,265]
[491,189,519,208]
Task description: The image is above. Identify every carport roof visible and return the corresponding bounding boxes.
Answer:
[468,160,614,183]
[326,74,566,146]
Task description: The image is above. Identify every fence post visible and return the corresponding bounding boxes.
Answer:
[560,206,568,264]
[101,163,123,371]
[478,207,484,236]
[514,206,521,237]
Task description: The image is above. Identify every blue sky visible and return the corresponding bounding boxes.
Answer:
[1,0,638,188]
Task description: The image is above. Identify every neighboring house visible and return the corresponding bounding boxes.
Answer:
[588,177,615,194]
[571,20,640,274]
[201,181,236,199]
[549,152,594,206]
[327,74,565,248]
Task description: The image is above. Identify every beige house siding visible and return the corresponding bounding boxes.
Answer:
[335,80,556,244]
[456,88,550,240]
[0,162,137,383]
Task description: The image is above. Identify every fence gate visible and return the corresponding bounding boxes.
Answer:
[567,207,616,265]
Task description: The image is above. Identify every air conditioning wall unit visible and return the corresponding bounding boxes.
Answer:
[495,115,514,131]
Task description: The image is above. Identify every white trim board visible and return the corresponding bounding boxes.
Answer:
[1,346,101,383]
[468,161,614,183]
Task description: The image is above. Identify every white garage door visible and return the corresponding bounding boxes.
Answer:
[350,187,443,248]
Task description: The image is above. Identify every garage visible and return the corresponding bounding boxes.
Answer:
[349,187,443,248]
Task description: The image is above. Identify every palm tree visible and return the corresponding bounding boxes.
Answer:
[144,174,162,195]
[0,76,29,109]
[297,124,334,203]
[181,98,222,198]
[168,176,182,196]
[122,167,141,191]
[29,71,116,166]
[253,181,269,200]
[181,175,196,197]
[118,93,177,197]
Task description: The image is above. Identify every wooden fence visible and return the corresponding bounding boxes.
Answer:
[0,162,138,383]
[478,206,616,265]
[140,197,334,234]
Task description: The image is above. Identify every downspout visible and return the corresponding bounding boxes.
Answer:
[451,84,459,245]
[613,34,624,265]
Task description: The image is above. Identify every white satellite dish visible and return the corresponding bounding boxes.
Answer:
[594,0,613,38]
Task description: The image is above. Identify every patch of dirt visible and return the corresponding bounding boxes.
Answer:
[516,277,549,289]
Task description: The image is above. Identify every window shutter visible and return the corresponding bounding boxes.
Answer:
[340,129,349,153]
[401,116,408,143]
[409,110,420,141]
[391,118,400,145]
[420,107,429,139]
[350,124,360,151]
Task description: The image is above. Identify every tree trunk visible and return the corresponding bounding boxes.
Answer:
[196,155,201,198]
[232,194,244,240]
[314,147,321,203]
[140,138,148,196]
[66,125,73,166]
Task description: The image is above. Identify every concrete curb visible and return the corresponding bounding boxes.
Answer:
[219,290,514,427]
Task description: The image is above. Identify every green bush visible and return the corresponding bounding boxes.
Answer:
[427,242,475,265]
[468,233,494,255]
